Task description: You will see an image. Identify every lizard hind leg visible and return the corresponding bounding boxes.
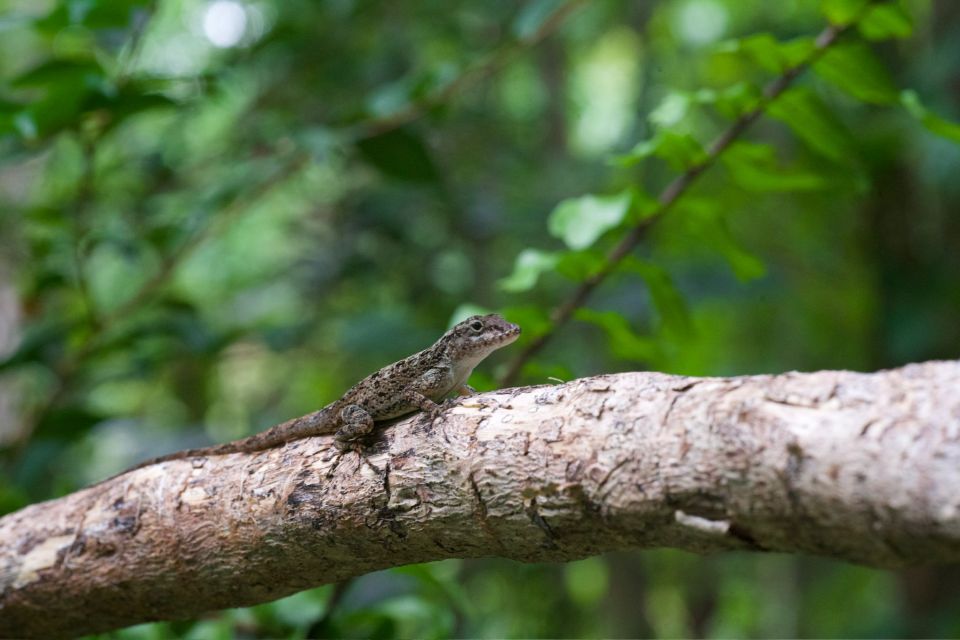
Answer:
[325,404,376,478]
[333,403,375,450]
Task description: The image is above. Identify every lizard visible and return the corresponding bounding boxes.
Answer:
[101,314,521,481]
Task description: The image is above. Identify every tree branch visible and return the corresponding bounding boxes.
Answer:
[500,21,849,385]
[2,359,959,637]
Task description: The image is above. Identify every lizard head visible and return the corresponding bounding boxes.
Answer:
[442,314,521,362]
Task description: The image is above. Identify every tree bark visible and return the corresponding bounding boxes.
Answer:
[2,360,959,638]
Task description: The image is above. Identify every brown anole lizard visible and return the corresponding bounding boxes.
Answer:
[103,314,520,480]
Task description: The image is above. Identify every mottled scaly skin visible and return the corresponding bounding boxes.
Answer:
[110,314,520,477]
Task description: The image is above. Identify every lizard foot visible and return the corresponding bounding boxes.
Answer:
[324,445,381,478]
[418,401,447,426]
[323,449,349,478]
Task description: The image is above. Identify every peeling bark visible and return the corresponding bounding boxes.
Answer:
[1,360,959,638]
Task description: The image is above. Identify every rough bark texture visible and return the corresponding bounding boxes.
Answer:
[2,360,959,638]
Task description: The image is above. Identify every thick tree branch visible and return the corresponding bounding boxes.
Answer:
[2,360,959,637]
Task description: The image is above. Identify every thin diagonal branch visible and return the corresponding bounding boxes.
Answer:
[88,154,311,344]
[114,0,159,84]
[345,0,587,141]
[499,22,849,386]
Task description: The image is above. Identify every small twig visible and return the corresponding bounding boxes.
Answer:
[499,22,849,386]
[115,0,159,84]
[102,162,308,339]
[305,580,352,637]
[69,137,101,330]
[345,0,587,141]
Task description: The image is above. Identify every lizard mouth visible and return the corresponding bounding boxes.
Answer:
[500,323,522,345]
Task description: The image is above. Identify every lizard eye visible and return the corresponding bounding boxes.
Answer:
[470,320,483,332]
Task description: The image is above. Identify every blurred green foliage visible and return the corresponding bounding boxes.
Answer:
[1,0,959,637]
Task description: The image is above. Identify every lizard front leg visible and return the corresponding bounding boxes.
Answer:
[400,387,442,419]
[405,366,455,419]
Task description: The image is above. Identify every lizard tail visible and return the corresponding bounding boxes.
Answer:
[126,441,253,473]
[92,406,336,486]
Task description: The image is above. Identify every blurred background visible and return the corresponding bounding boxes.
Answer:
[1,0,959,637]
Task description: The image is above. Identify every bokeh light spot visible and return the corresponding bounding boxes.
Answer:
[675,0,728,46]
[203,0,247,48]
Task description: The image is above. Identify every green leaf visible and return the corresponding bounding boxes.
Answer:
[707,83,763,120]
[19,94,88,140]
[628,187,661,223]
[778,37,818,68]
[768,87,855,162]
[10,112,37,139]
[33,406,106,443]
[548,190,633,250]
[813,42,899,105]
[0,320,71,372]
[35,0,152,33]
[7,60,111,139]
[565,557,610,607]
[393,563,472,613]
[10,60,102,88]
[0,108,15,137]
[721,141,827,191]
[820,0,869,25]
[715,238,765,281]
[621,257,693,337]
[82,0,152,30]
[501,305,552,339]
[448,303,492,326]
[252,588,329,628]
[657,131,708,171]
[0,99,20,115]
[355,127,439,183]
[715,35,815,74]
[556,249,606,282]
[615,130,707,171]
[498,249,559,292]
[83,82,178,133]
[680,199,766,281]
[574,309,659,362]
[900,90,960,144]
[649,92,691,128]
[0,483,29,517]
[858,2,913,40]
[715,33,788,74]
